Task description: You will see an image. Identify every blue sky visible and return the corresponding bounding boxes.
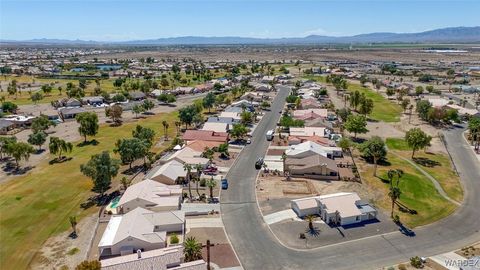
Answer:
[0,0,479,41]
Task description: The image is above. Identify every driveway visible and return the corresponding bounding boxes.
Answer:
[221,87,480,269]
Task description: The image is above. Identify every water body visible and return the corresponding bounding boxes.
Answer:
[96,64,122,71]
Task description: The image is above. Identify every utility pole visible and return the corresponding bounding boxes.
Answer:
[206,239,212,270]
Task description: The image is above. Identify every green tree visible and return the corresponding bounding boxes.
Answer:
[76,112,99,143]
[2,101,18,113]
[6,141,34,168]
[114,138,148,169]
[416,100,432,121]
[162,120,169,140]
[405,128,432,158]
[105,104,123,125]
[31,115,53,133]
[279,115,304,128]
[358,97,374,116]
[206,177,217,199]
[49,136,73,161]
[230,123,249,141]
[178,105,198,129]
[132,125,156,148]
[468,116,480,150]
[425,85,434,94]
[132,104,144,118]
[120,176,133,191]
[349,90,362,111]
[401,99,410,113]
[305,215,316,231]
[80,151,120,195]
[69,216,77,236]
[28,131,47,150]
[0,137,17,159]
[217,142,229,158]
[142,99,155,113]
[387,169,404,218]
[75,260,101,270]
[360,136,387,176]
[415,86,424,96]
[183,163,193,199]
[183,237,202,262]
[202,92,216,113]
[31,92,43,104]
[240,111,253,125]
[344,115,368,138]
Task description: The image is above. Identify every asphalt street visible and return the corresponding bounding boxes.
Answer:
[221,87,480,270]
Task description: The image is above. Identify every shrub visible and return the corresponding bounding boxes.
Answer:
[200,178,206,187]
[410,256,423,268]
[398,264,407,270]
[170,233,179,244]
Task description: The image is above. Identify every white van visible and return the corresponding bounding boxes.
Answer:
[266,130,274,141]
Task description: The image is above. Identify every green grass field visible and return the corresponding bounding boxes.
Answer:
[360,153,457,227]
[347,83,402,122]
[0,111,179,270]
[385,138,463,202]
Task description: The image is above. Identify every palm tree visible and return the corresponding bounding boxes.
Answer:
[305,215,316,231]
[206,177,216,200]
[183,237,202,262]
[194,163,203,197]
[183,163,193,199]
[175,121,181,136]
[69,216,77,236]
[162,120,169,140]
[387,169,404,218]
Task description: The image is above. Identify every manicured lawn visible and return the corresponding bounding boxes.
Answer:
[386,138,411,151]
[0,111,179,270]
[347,83,402,122]
[386,138,463,202]
[359,153,457,228]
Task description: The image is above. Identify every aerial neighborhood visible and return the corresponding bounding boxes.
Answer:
[1,7,480,270]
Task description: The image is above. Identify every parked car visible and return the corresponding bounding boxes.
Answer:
[221,178,229,190]
[246,138,251,144]
[255,158,264,169]
[203,166,218,175]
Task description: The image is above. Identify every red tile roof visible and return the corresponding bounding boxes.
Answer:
[182,130,229,142]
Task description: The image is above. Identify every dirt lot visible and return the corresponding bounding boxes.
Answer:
[85,47,480,64]
[187,228,240,268]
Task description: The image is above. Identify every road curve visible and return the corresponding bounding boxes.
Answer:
[221,87,480,270]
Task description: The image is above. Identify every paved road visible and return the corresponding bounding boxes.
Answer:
[221,87,480,270]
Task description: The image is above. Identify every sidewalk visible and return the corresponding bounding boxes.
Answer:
[430,251,467,270]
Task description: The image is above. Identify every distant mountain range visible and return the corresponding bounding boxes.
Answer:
[2,27,480,45]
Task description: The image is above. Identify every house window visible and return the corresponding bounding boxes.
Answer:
[356,216,360,221]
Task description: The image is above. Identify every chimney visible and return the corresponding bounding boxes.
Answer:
[137,249,142,259]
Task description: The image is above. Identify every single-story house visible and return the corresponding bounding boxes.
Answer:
[289,127,327,137]
[285,155,339,180]
[185,140,222,152]
[446,104,480,117]
[164,147,209,166]
[59,107,86,120]
[82,96,104,106]
[240,92,267,103]
[230,99,258,109]
[65,98,82,107]
[254,83,273,92]
[116,180,182,214]
[261,76,275,83]
[288,135,336,147]
[182,130,229,143]
[100,246,207,270]
[304,118,334,129]
[286,141,342,159]
[291,192,377,226]
[98,208,185,257]
[0,119,15,135]
[206,116,239,125]
[453,85,479,93]
[201,122,230,133]
[292,109,328,120]
[146,160,188,185]
[2,115,35,127]
[219,111,241,121]
[129,91,146,101]
[300,98,322,109]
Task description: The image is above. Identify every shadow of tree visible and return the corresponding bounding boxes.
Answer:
[49,156,73,165]
[396,201,418,215]
[305,227,321,237]
[413,157,440,168]
[77,139,99,147]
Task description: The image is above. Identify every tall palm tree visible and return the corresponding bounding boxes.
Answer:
[206,177,216,200]
[194,163,203,197]
[183,237,202,262]
[305,215,316,231]
[388,169,404,218]
[183,163,193,199]
[281,152,287,175]
[174,121,181,136]
[162,120,169,140]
